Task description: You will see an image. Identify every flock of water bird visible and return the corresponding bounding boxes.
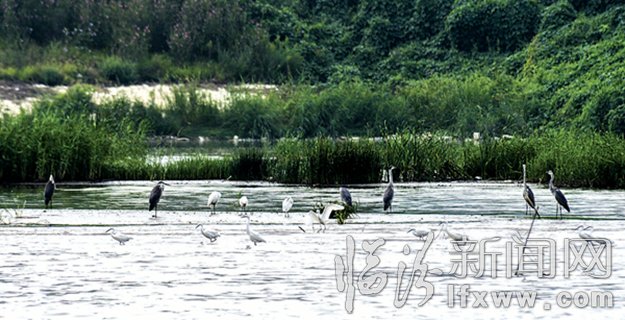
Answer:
[38,164,596,247]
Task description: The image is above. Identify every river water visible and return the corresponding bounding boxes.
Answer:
[0,181,623,319]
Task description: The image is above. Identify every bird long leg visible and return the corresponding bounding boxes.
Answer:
[525,204,528,216]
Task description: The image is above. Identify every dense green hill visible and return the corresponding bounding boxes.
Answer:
[1,0,625,137]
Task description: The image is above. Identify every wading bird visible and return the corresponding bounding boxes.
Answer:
[407,228,431,240]
[44,174,56,210]
[242,215,265,246]
[340,187,352,206]
[149,181,170,218]
[196,224,220,242]
[522,164,539,217]
[575,225,594,240]
[438,222,470,245]
[207,191,222,215]
[575,224,607,246]
[307,203,344,233]
[239,196,248,212]
[105,228,132,245]
[547,170,570,219]
[383,166,396,213]
[282,196,293,218]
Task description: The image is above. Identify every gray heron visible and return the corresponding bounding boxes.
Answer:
[242,215,266,245]
[149,181,170,218]
[522,164,539,217]
[340,187,352,206]
[547,170,570,219]
[307,203,344,233]
[282,196,293,218]
[239,196,248,212]
[207,191,221,215]
[196,224,220,242]
[105,228,132,245]
[44,174,56,209]
[383,166,395,213]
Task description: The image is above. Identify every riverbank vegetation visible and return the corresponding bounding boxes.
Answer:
[2,1,625,187]
[0,1,624,138]
[2,89,625,188]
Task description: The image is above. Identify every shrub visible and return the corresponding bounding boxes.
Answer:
[445,0,541,52]
[19,65,66,85]
[99,56,138,85]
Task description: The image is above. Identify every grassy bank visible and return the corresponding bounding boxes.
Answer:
[2,87,625,187]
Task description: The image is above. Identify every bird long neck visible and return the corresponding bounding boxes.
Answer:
[246,217,250,233]
[548,174,555,193]
[388,169,394,185]
[522,166,527,188]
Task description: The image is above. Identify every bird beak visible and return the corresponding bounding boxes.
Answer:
[105,228,113,233]
[195,224,201,229]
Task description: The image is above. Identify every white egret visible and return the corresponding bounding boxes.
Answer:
[149,181,170,218]
[383,166,395,212]
[407,228,431,240]
[438,222,470,245]
[282,196,293,218]
[105,228,132,245]
[239,196,248,212]
[196,224,220,242]
[44,174,55,209]
[575,224,594,240]
[547,170,570,219]
[208,191,222,215]
[242,215,266,246]
[307,203,344,233]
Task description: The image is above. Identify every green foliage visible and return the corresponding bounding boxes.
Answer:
[100,57,138,85]
[411,0,454,39]
[540,0,577,31]
[271,138,382,185]
[570,0,625,13]
[446,0,541,52]
[19,65,66,85]
[0,87,146,181]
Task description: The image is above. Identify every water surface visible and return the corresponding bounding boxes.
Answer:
[0,182,623,319]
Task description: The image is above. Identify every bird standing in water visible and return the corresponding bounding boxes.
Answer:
[105,228,132,245]
[208,191,222,215]
[242,215,266,246]
[383,166,395,212]
[522,164,539,217]
[44,174,56,210]
[239,196,248,212]
[149,181,170,218]
[340,187,352,206]
[196,224,220,242]
[547,170,570,219]
[282,196,293,218]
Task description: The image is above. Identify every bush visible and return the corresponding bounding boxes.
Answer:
[99,56,138,85]
[541,0,577,31]
[19,65,66,85]
[136,55,174,82]
[445,0,541,52]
